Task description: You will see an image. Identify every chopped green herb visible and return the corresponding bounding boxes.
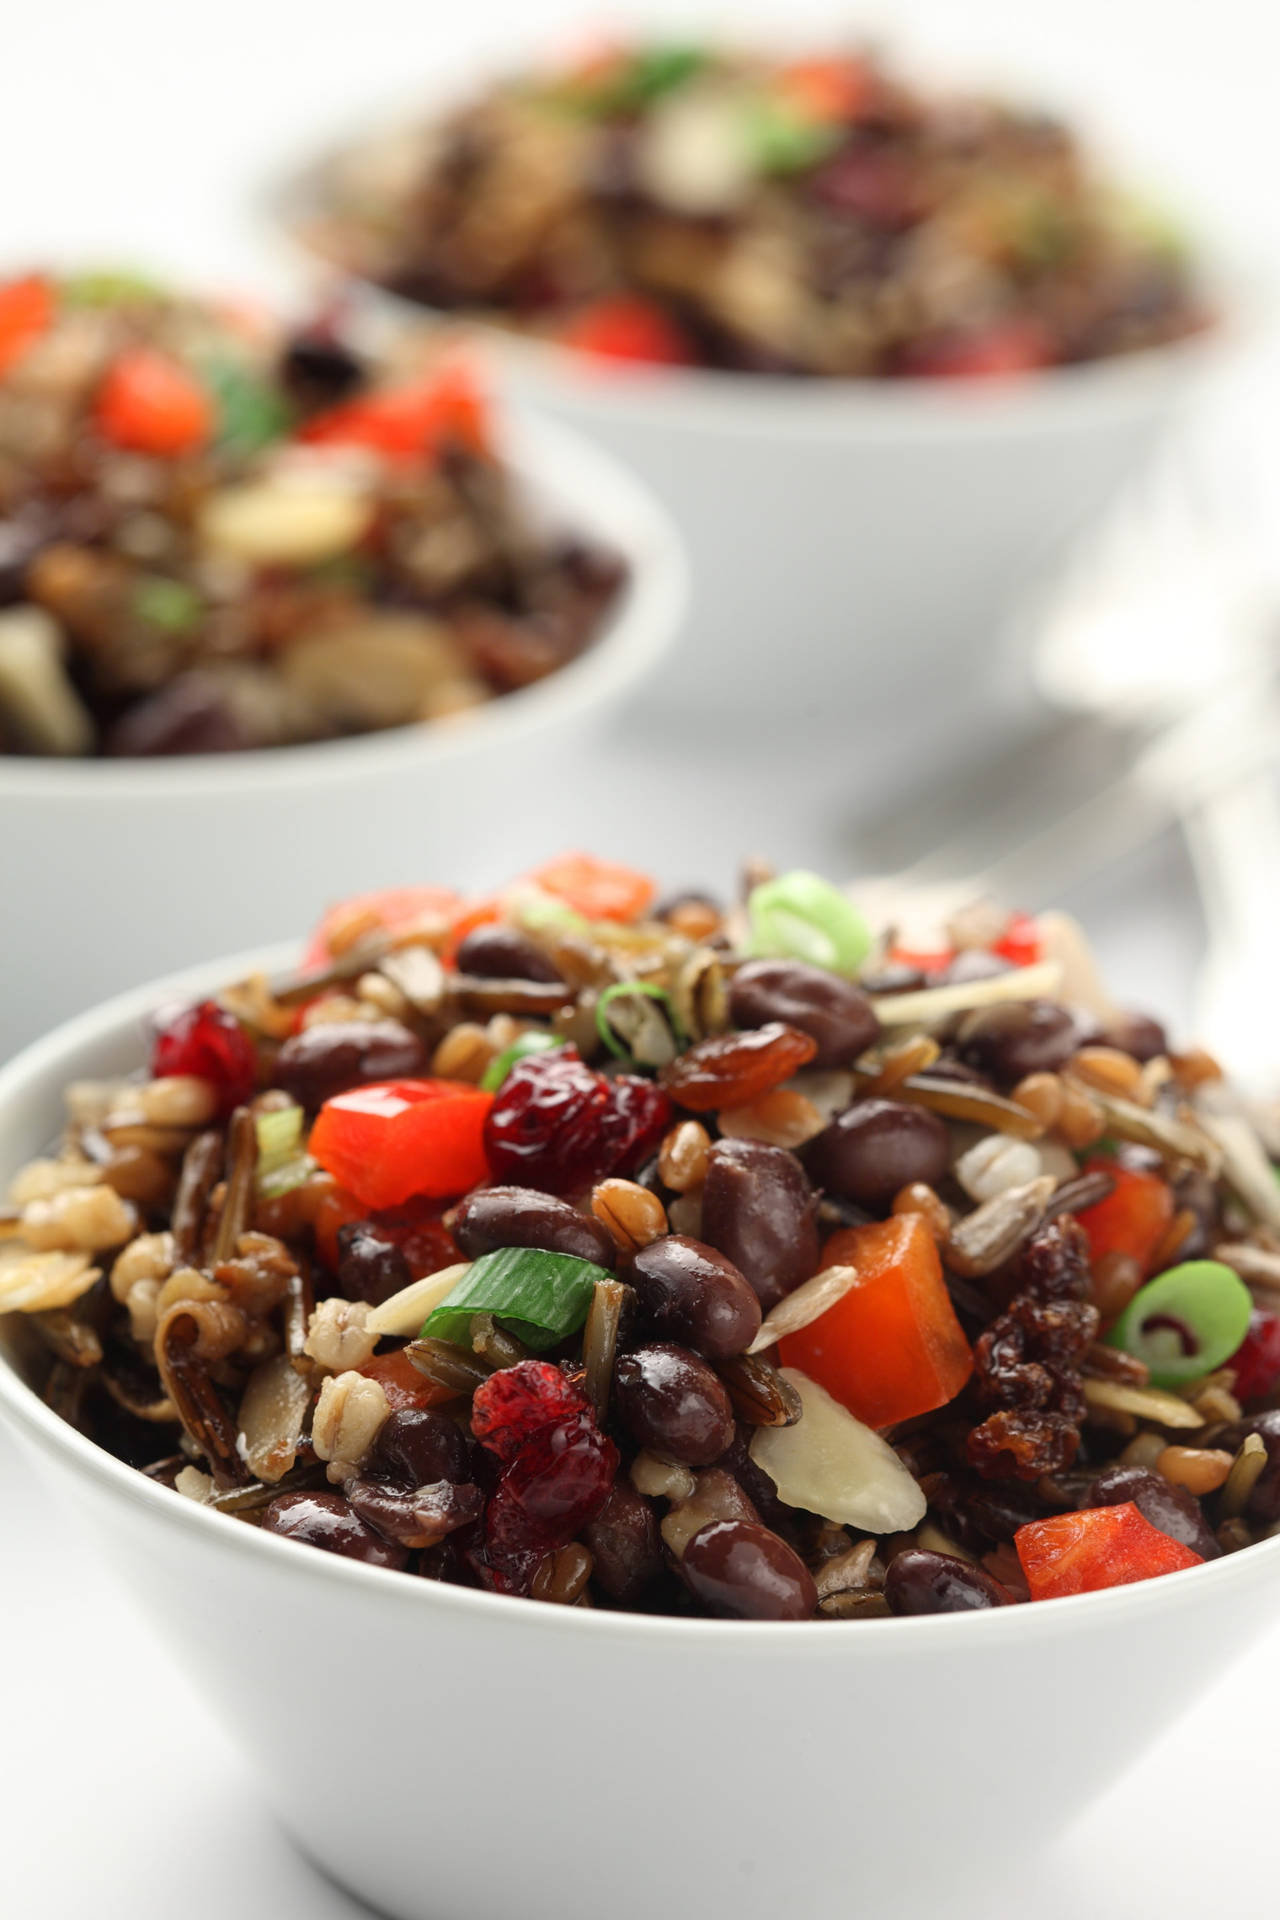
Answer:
[201,356,294,458]
[1107,1260,1252,1388]
[748,98,841,175]
[134,577,203,634]
[62,269,162,308]
[255,1104,304,1163]
[747,870,872,975]
[595,979,685,1064]
[481,1031,564,1093]
[423,1245,610,1350]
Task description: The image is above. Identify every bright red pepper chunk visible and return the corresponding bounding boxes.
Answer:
[299,360,490,463]
[778,1214,974,1428]
[309,1079,493,1210]
[557,296,693,366]
[96,347,214,456]
[530,852,656,923]
[1015,1502,1204,1601]
[992,911,1042,969]
[1229,1307,1280,1404]
[0,274,54,378]
[1077,1160,1175,1275]
[900,319,1056,379]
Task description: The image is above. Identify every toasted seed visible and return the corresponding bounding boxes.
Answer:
[430,1023,495,1083]
[945,1176,1055,1279]
[812,1539,878,1598]
[1011,1072,1063,1132]
[1082,1377,1204,1429]
[403,1338,490,1397]
[531,1543,594,1606]
[749,1265,860,1354]
[1068,1046,1146,1102]
[818,1590,891,1619]
[1056,1080,1106,1151]
[1220,1433,1269,1518]
[717,1351,803,1426]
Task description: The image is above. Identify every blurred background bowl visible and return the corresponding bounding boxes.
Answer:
[0,412,686,1061]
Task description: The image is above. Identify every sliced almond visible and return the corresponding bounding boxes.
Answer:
[1082,1377,1205,1429]
[750,1368,927,1534]
[0,1244,100,1312]
[364,1262,471,1338]
[749,1265,859,1355]
[869,960,1063,1029]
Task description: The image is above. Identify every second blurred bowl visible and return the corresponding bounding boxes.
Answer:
[0,413,686,1061]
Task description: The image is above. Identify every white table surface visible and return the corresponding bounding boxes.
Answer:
[4,2,1280,1913]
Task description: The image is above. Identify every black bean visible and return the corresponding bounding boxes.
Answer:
[274,1020,429,1111]
[682,1519,817,1620]
[628,1234,760,1359]
[336,1223,412,1306]
[803,1099,950,1211]
[280,330,365,410]
[700,1141,820,1312]
[582,1484,664,1603]
[105,674,248,756]
[1088,1465,1220,1559]
[455,925,564,983]
[956,1001,1093,1086]
[1105,1013,1169,1063]
[369,1408,472,1489]
[728,959,881,1068]
[262,1491,409,1569]
[451,1186,615,1267]
[613,1343,735,1466]
[884,1548,1012,1614]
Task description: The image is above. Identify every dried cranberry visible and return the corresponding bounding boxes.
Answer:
[472,1359,590,1464]
[1229,1308,1280,1405]
[481,1410,619,1594]
[150,998,256,1115]
[484,1047,669,1194]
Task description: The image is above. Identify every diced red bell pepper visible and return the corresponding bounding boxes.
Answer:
[95,347,214,455]
[302,884,465,969]
[1228,1307,1280,1404]
[556,297,692,367]
[309,1078,492,1210]
[992,911,1042,969]
[299,359,490,463]
[529,852,656,923]
[777,56,874,123]
[886,945,954,976]
[0,274,54,378]
[1015,1501,1203,1601]
[1077,1160,1175,1275]
[358,1348,457,1411]
[777,1213,974,1428]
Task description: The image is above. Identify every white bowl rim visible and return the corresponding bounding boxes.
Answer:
[0,411,687,800]
[2,937,1277,1651]
[266,121,1246,446]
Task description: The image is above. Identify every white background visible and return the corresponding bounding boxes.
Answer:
[3,3,1280,1914]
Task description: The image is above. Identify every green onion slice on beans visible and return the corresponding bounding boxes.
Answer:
[253,1104,314,1198]
[1107,1260,1253,1388]
[480,1031,564,1093]
[594,980,685,1064]
[423,1247,610,1351]
[746,870,872,976]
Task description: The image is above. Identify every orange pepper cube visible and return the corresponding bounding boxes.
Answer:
[1077,1160,1174,1274]
[778,1213,973,1429]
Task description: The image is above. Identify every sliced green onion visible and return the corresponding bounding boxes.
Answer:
[747,871,872,976]
[480,1031,563,1093]
[62,269,161,307]
[202,356,294,457]
[134,577,203,634]
[423,1246,611,1351]
[255,1105,304,1162]
[1107,1260,1253,1388]
[510,889,589,938]
[257,1153,317,1200]
[747,99,841,175]
[595,980,685,1064]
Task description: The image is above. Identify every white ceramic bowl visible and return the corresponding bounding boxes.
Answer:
[0,415,686,1063]
[272,141,1227,728]
[3,949,1280,1920]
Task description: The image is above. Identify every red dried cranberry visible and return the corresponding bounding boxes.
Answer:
[1230,1308,1280,1405]
[484,1047,671,1194]
[471,1359,590,1464]
[150,998,256,1115]
[479,1409,619,1595]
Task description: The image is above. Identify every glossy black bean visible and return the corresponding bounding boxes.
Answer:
[884,1548,1012,1614]
[700,1141,820,1312]
[281,330,365,409]
[369,1408,472,1489]
[451,1186,615,1267]
[454,925,564,983]
[1105,1012,1169,1063]
[613,1343,735,1466]
[336,1223,412,1306]
[582,1483,665,1603]
[628,1234,761,1359]
[274,1020,429,1111]
[105,674,248,756]
[1088,1465,1220,1559]
[262,1491,409,1569]
[728,959,881,1068]
[803,1099,950,1212]
[956,1000,1093,1086]
[682,1519,817,1620]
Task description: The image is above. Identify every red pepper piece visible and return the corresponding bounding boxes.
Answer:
[299,359,490,463]
[557,297,692,366]
[778,1213,974,1428]
[1077,1160,1175,1275]
[0,274,54,378]
[309,1079,493,1210]
[96,347,214,455]
[1016,1501,1203,1600]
